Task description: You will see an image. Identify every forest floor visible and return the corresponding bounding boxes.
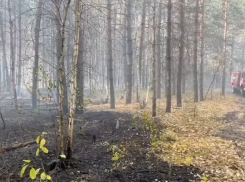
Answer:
[0,92,245,182]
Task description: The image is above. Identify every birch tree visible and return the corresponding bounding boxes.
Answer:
[57,0,71,156]
[67,0,81,159]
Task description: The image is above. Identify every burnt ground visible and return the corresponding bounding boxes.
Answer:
[0,103,202,182]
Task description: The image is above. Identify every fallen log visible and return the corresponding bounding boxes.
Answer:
[0,140,36,153]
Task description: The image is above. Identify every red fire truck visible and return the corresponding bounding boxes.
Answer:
[231,71,245,96]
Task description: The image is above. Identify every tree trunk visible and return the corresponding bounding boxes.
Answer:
[221,0,228,95]
[17,0,22,94]
[177,0,185,107]
[137,0,146,104]
[113,8,117,88]
[0,12,10,92]
[122,5,127,92]
[126,0,133,104]
[57,0,71,156]
[199,0,205,101]
[172,47,176,95]
[152,0,157,117]
[107,0,115,109]
[8,0,17,110]
[156,0,163,99]
[229,36,234,76]
[55,0,69,112]
[77,6,84,114]
[32,0,42,109]
[67,0,81,159]
[193,0,199,102]
[166,0,172,113]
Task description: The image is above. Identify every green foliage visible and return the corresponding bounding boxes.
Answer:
[142,111,157,133]
[40,172,51,181]
[20,165,28,177]
[20,132,52,181]
[23,160,31,163]
[109,145,127,169]
[161,132,176,143]
[29,168,36,180]
[131,115,138,126]
[36,136,41,144]
[84,98,92,105]
[150,131,177,156]
[201,176,210,182]
[36,136,49,155]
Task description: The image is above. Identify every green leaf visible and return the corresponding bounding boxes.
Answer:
[41,147,49,153]
[29,168,37,180]
[60,154,66,159]
[20,164,28,177]
[183,157,192,165]
[23,160,31,163]
[35,168,41,175]
[41,172,46,180]
[40,139,46,148]
[36,136,41,144]
[47,175,52,180]
[112,154,119,161]
[36,148,40,157]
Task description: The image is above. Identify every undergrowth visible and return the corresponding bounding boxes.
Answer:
[89,93,245,181]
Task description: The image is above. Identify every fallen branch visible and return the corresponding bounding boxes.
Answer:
[0,140,36,153]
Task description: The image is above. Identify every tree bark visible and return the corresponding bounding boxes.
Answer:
[166,0,172,113]
[77,6,84,114]
[123,4,127,92]
[137,0,146,104]
[221,0,229,95]
[8,0,18,110]
[107,0,115,109]
[156,0,163,99]
[126,0,133,104]
[17,0,22,94]
[152,0,157,117]
[67,0,81,159]
[32,0,43,109]
[0,12,10,92]
[193,0,199,102]
[200,0,205,101]
[55,0,69,112]
[229,36,234,76]
[56,0,71,156]
[221,0,228,95]
[177,0,185,107]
